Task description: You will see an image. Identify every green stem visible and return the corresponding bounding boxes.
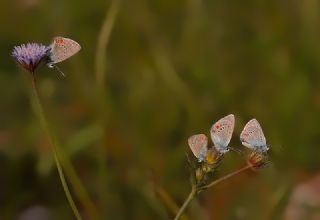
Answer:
[57,148,100,219]
[95,0,120,88]
[174,186,196,220]
[94,0,120,213]
[30,74,82,220]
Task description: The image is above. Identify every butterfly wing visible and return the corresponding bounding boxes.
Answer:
[240,119,268,152]
[48,37,81,64]
[188,134,208,162]
[210,114,235,153]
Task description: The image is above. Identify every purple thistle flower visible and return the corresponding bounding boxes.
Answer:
[12,43,50,73]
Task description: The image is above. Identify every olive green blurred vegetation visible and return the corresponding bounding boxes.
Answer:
[1,0,320,219]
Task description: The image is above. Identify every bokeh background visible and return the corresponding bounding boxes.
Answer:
[1,0,320,219]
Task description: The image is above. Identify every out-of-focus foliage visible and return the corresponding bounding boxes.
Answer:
[1,0,320,219]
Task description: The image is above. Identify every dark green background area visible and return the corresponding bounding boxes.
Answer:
[1,0,320,219]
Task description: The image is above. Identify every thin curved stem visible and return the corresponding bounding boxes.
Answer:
[30,74,82,220]
[174,186,196,220]
[51,146,82,220]
[57,148,100,219]
[95,0,120,88]
[94,0,120,214]
[174,164,252,220]
[200,165,252,190]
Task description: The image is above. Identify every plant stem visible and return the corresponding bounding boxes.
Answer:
[57,147,100,219]
[174,186,196,220]
[200,165,252,190]
[94,0,120,214]
[95,0,120,87]
[155,186,189,220]
[174,165,252,220]
[30,74,82,220]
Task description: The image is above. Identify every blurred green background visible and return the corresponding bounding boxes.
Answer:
[1,0,320,219]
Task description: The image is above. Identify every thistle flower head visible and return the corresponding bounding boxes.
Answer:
[12,43,49,73]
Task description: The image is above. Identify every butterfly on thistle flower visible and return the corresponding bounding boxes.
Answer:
[12,37,81,76]
[188,114,235,162]
[46,37,81,76]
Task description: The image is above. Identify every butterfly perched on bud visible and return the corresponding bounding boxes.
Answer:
[188,114,235,162]
[210,114,235,154]
[240,119,269,152]
[188,134,208,162]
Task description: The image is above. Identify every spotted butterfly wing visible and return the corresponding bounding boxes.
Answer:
[47,37,81,66]
[240,119,268,152]
[188,134,208,162]
[210,114,235,154]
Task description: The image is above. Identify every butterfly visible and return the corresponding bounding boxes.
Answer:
[240,119,269,152]
[188,114,235,162]
[46,37,81,76]
[188,134,208,162]
[210,114,235,154]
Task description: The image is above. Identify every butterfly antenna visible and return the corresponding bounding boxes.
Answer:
[264,160,273,168]
[229,146,244,155]
[258,160,273,169]
[52,64,66,77]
